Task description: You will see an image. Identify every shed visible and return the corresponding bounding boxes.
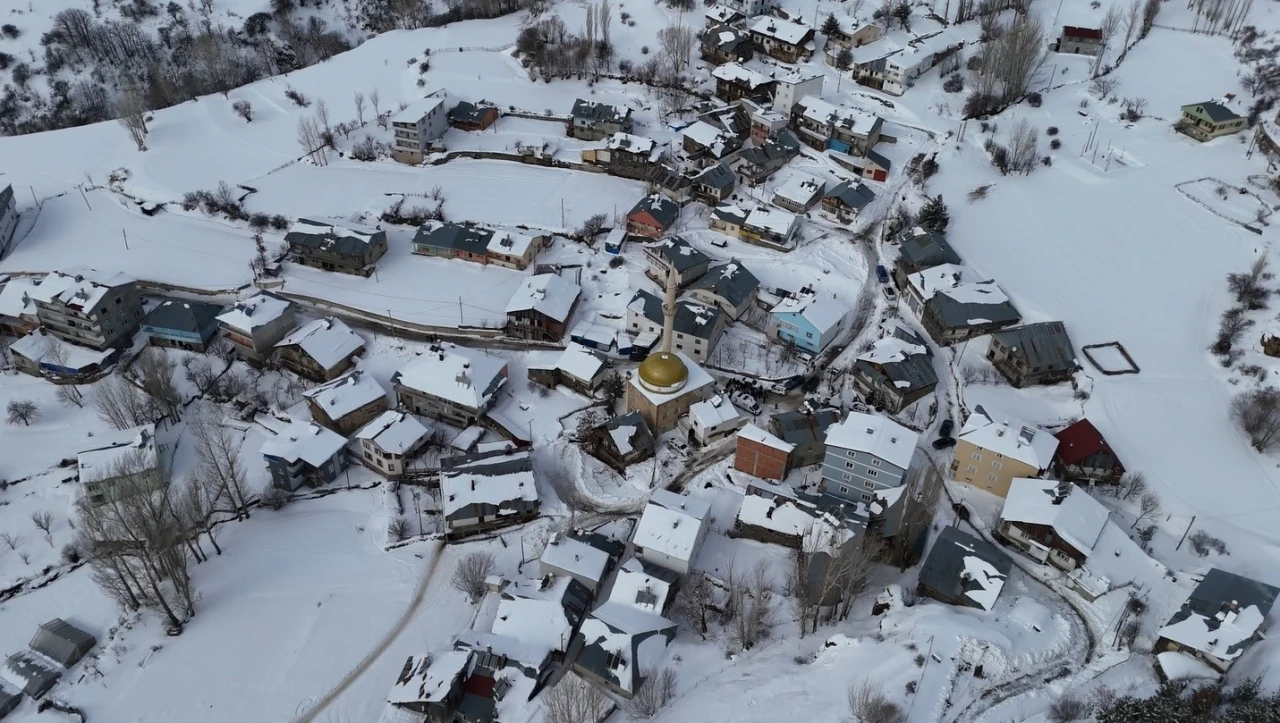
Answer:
[1,655,59,699]
[28,619,96,668]
[0,686,19,719]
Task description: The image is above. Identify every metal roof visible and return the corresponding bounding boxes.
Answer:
[628,195,680,228]
[571,98,631,124]
[853,346,937,395]
[824,180,877,210]
[692,161,736,191]
[629,290,722,340]
[413,222,493,255]
[918,526,1012,609]
[927,284,1020,329]
[1180,568,1279,623]
[28,619,95,667]
[898,228,961,269]
[991,321,1075,372]
[769,408,840,445]
[1186,101,1241,123]
[285,219,386,257]
[448,101,494,124]
[648,236,709,272]
[141,299,225,334]
[688,261,760,308]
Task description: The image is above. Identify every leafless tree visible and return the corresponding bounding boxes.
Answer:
[847,678,905,723]
[96,375,153,430]
[729,559,773,650]
[315,98,332,136]
[353,91,366,125]
[1118,0,1141,57]
[189,411,252,520]
[1009,119,1039,174]
[1228,256,1272,310]
[628,667,677,718]
[1116,471,1148,501]
[1047,696,1089,723]
[0,532,23,550]
[657,22,695,74]
[232,100,253,122]
[1094,4,1123,74]
[1133,491,1161,529]
[56,384,85,408]
[137,348,182,421]
[1232,387,1280,452]
[389,517,412,541]
[672,572,713,637]
[31,511,54,547]
[6,399,38,426]
[117,85,149,151]
[1089,76,1120,100]
[297,116,326,165]
[543,674,613,723]
[989,15,1047,102]
[598,0,613,58]
[451,551,495,602]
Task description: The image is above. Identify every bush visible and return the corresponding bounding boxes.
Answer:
[0,52,11,71]
[1050,138,1062,150]
[1048,696,1088,723]
[1026,91,1042,107]
[1046,126,1059,135]
[261,486,290,511]
[1188,530,1229,557]
[249,213,270,230]
[1041,156,1052,166]
[1232,386,1280,452]
[270,215,290,230]
[284,88,310,107]
[1,24,21,39]
[964,92,1000,118]
[943,74,964,93]
[61,544,81,565]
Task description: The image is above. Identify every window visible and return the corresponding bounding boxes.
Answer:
[845,461,854,469]
[847,450,856,458]
[871,459,881,467]
[363,451,373,461]
[996,453,1004,459]
[842,472,851,481]
[677,333,685,340]
[867,469,877,477]
[991,461,1002,470]
[861,493,874,502]
[970,453,981,461]
[966,465,977,474]
[987,473,997,482]
[839,485,849,494]
[676,344,684,350]
[863,480,875,489]
[805,331,813,338]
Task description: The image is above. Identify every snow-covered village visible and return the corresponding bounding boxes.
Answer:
[2,0,1280,720]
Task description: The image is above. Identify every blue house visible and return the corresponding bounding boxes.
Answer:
[141,299,225,351]
[769,289,851,355]
[260,420,349,491]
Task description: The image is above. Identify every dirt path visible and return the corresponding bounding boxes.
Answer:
[292,540,446,723]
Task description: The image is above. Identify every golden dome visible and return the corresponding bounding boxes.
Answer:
[637,352,688,393]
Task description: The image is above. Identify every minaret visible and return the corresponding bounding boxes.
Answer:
[661,265,677,354]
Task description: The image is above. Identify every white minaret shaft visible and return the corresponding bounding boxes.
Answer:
[661,265,677,355]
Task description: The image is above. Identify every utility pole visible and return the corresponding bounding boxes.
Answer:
[122,228,130,250]
[78,186,92,210]
[458,296,464,325]
[1176,515,1197,551]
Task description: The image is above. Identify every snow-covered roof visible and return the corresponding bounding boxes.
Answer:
[705,4,742,22]
[737,493,852,547]
[540,535,610,585]
[770,290,849,335]
[689,395,742,429]
[907,264,993,302]
[0,277,38,319]
[859,335,927,365]
[958,405,1058,471]
[450,425,486,451]
[486,229,542,258]
[9,329,113,371]
[77,424,157,482]
[485,593,574,667]
[353,411,430,455]
[390,92,449,123]
[773,173,824,206]
[683,121,731,156]
[920,527,1011,611]
[275,317,365,370]
[1000,479,1109,557]
[738,423,795,452]
[609,558,675,614]
[303,369,387,420]
[633,491,710,564]
[626,351,715,406]
[554,342,605,382]
[393,344,508,411]
[742,206,798,238]
[505,274,580,323]
[575,606,673,694]
[1157,569,1279,663]
[824,411,918,470]
[440,451,537,519]
[1155,652,1222,682]
[387,651,470,706]
[27,269,133,311]
[287,218,385,256]
[217,293,292,332]
[710,63,773,89]
[606,132,657,155]
[797,97,880,137]
[750,16,813,44]
[260,420,348,467]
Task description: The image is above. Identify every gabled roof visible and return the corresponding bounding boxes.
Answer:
[633,490,711,564]
[1158,568,1279,663]
[866,148,892,171]
[994,322,1076,372]
[742,206,798,238]
[647,236,709,272]
[286,218,385,257]
[486,229,542,258]
[29,269,134,311]
[29,619,96,667]
[824,411,918,470]
[260,420,348,467]
[540,534,611,585]
[688,261,760,308]
[691,161,736,191]
[1054,418,1119,467]
[412,222,493,255]
[142,299,225,334]
[9,329,113,371]
[77,424,158,483]
[217,293,291,332]
[689,395,742,429]
[741,130,802,168]
[505,274,580,323]
[303,369,387,419]
[711,62,774,89]
[1061,25,1102,40]
[823,180,877,210]
[797,98,882,137]
[605,132,658,156]
[275,317,365,370]
[388,651,470,706]
[354,411,430,455]
[0,276,38,320]
[628,290,722,340]
[919,526,1011,611]
[571,99,631,124]
[392,344,508,411]
[553,342,607,382]
[1184,101,1241,123]
[958,405,1057,471]
[897,227,960,269]
[628,195,680,229]
[853,336,937,395]
[773,173,825,207]
[711,203,751,226]
[705,5,744,23]
[596,411,656,458]
[769,289,849,335]
[448,100,496,125]
[1000,479,1109,557]
[738,423,794,453]
[770,408,840,445]
[750,16,814,44]
[440,449,538,520]
[705,23,752,53]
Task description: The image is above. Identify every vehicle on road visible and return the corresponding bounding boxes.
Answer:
[939,419,954,438]
[731,391,761,415]
[875,265,890,284]
[932,437,957,450]
[882,285,896,300]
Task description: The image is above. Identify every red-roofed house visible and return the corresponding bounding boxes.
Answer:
[1052,26,1103,55]
[1053,418,1124,484]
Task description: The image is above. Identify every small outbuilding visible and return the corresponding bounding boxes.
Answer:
[917,526,1012,611]
[1,654,59,699]
[28,619,96,668]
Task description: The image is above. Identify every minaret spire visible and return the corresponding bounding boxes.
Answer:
[661,265,677,355]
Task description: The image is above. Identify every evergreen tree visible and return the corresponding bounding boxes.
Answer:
[822,13,840,36]
[918,195,950,235]
[836,48,852,71]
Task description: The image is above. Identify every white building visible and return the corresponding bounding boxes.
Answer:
[721,0,771,18]
[772,69,824,114]
[353,411,431,478]
[631,489,712,575]
[686,395,745,445]
[539,534,612,592]
[391,92,450,165]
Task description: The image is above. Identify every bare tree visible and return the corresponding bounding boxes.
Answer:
[315,98,332,136]
[988,15,1047,102]
[672,572,713,637]
[1232,387,1280,452]
[1133,491,1161,529]
[6,399,38,426]
[1118,0,1141,57]
[31,511,54,547]
[598,0,613,60]
[0,532,23,550]
[1116,471,1148,501]
[96,375,153,430]
[543,674,613,723]
[451,551,496,602]
[1094,4,1123,74]
[729,559,773,650]
[137,348,182,421]
[1048,696,1089,723]
[847,678,905,723]
[389,517,412,541]
[117,85,149,151]
[657,22,695,74]
[1228,256,1272,310]
[628,667,677,718]
[189,411,252,520]
[232,100,253,122]
[353,91,366,125]
[296,116,326,165]
[1089,75,1120,100]
[1009,119,1039,174]
[56,384,85,408]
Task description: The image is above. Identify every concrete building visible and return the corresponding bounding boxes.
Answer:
[632,490,711,575]
[569,99,634,141]
[734,424,795,480]
[392,343,509,427]
[687,261,760,320]
[216,293,295,364]
[390,93,449,164]
[353,411,431,478]
[28,270,142,351]
[77,424,164,506]
[1051,26,1103,55]
[260,420,349,492]
[625,271,717,433]
[820,412,919,507]
[285,219,388,277]
[140,299,225,351]
[303,369,389,435]
[274,317,366,382]
[951,405,1058,498]
[771,68,824,115]
[627,290,725,363]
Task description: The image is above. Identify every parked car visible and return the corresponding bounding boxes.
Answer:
[731,390,762,415]
[939,419,954,438]
[931,437,956,450]
[882,285,896,300]
[875,265,890,284]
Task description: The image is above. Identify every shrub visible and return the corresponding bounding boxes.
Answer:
[270,215,290,230]
[61,544,81,565]
[0,52,11,71]
[1048,697,1088,723]
[261,487,290,511]
[451,551,496,602]
[1,24,21,39]
[943,74,964,93]
[1189,530,1229,557]
[1046,126,1059,135]
[1041,156,1052,166]
[284,88,310,107]
[1026,91,1042,107]
[1050,138,1062,150]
